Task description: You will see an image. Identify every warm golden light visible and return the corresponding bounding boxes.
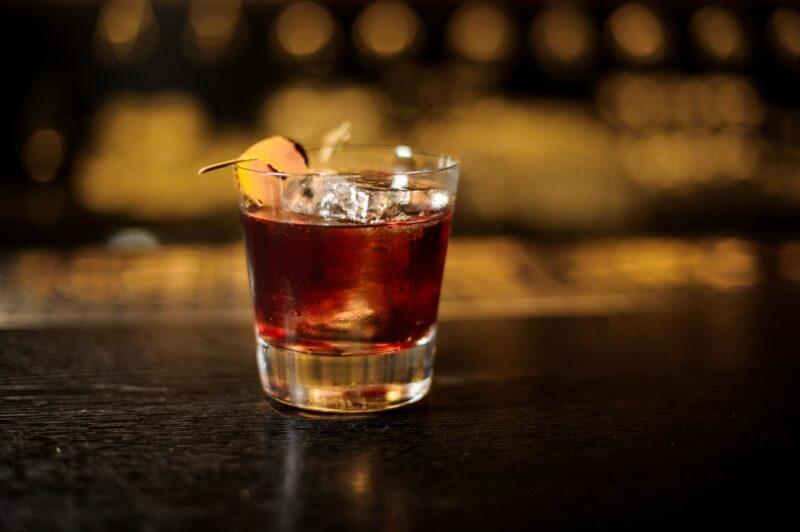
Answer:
[597,73,669,130]
[617,129,760,188]
[607,3,666,64]
[0,245,251,328]
[22,128,66,183]
[1,237,766,329]
[601,75,764,188]
[563,238,756,290]
[353,1,421,59]
[596,71,765,189]
[690,5,747,63]
[260,84,388,143]
[447,2,514,63]
[671,78,703,127]
[348,462,371,495]
[693,239,757,289]
[73,91,246,220]
[769,7,800,62]
[598,73,763,130]
[413,97,631,232]
[93,0,159,65]
[531,5,595,67]
[185,0,242,63]
[274,1,335,58]
[102,0,146,45]
[714,76,763,127]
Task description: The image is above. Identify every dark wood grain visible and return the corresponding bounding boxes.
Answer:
[2,289,800,530]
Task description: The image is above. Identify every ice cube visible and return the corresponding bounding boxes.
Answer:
[282,174,449,223]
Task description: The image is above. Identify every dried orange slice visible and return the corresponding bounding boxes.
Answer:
[240,136,309,174]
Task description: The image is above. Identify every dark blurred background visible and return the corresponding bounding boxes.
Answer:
[6,5,800,528]
[3,0,800,246]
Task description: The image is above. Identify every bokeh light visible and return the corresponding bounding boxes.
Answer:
[92,0,159,66]
[183,0,243,64]
[274,1,336,59]
[413,97,633,232]
[530,5,596,72]
[607,3,667,65]
[73,92,246,220]
[598,73,763,130]
[446,2,515,63]
[617,129,761,189]
[260,84,388,143]
[690,5,747,64]
[563,238,756,290]
[22,128,66,183]
[768,7,800,65]
[597,70,764,189]
[353,1,422,59]
[597,73,670,130]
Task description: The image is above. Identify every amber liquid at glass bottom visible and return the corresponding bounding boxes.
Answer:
[241,206,452,411]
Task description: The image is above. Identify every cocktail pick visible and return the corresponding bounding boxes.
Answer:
[318,121,351,164]
[198,135,307,175]
[198,158,257,175]
[198,122,350,175]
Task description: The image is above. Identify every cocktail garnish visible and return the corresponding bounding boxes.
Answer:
[198,136,309,175]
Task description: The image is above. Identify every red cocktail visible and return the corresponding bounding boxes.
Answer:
[242,207,452,355]
[234,145,458,412]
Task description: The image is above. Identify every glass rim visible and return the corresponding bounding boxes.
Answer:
[233,143,459,179]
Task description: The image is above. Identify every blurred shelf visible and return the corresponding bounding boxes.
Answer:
[2,236,798,328]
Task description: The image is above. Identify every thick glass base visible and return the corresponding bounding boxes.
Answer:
[256,331,435,413]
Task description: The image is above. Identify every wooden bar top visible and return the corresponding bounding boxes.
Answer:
[2,238,799,529]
